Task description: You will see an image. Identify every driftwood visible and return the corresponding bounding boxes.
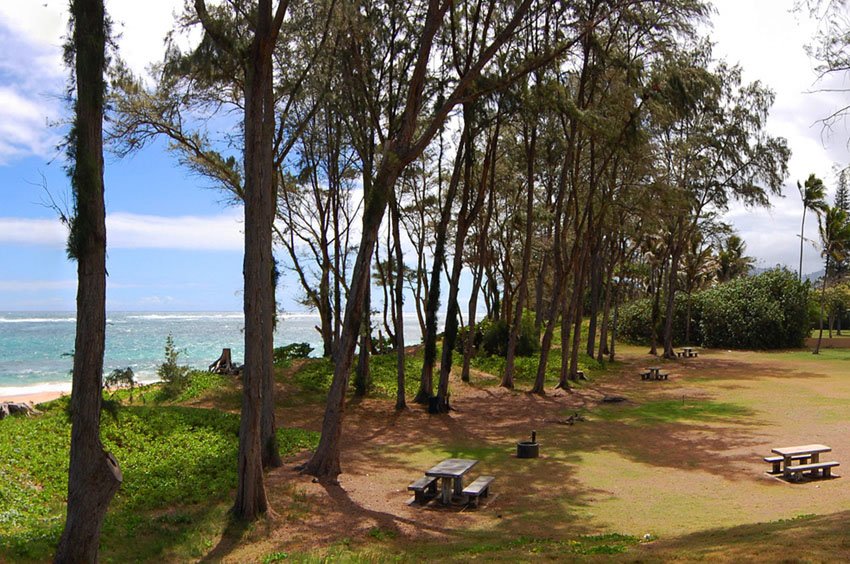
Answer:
[549,412,587,425]
[601,395,627,403]
[208,348,242,375]
[0,402,42,420]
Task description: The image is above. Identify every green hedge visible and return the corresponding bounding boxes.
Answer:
[699,268,808,349]
[617,268,808,350]
[617,293,702,346]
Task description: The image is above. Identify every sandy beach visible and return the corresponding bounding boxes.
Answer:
[0,390,65,405]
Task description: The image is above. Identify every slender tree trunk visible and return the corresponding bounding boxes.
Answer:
[235,0,279,517]
[815,258,829,354]
[608,280,620,362]
[649,262,663,356]
[597,260,613,361]
[55,2,122,559]
[354,289,372,396]
[585,243,601,358]
[503,125,537,389]
[662,246,681,358]
[557,270,580,389]
[568,251,589,380]
[391,194,406,410]
[799,209,806,282]
[303,161,401,480]
[417,132,465,403]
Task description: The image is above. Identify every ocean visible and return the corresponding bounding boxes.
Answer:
[0,311,426,396]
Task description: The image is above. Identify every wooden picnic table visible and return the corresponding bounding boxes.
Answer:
[771,444,831,478]
[425,458,478,504]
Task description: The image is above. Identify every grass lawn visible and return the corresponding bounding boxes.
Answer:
[3,343,850,561]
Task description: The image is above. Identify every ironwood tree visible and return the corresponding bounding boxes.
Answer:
[55,0,123,560]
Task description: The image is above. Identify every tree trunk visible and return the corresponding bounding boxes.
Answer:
[503,124,537,389]
[391,193,406,410]
[597,258,614,361]
[585,242,601,358]
[55,2,122,560]
[799,208,806,282]
[416,132,465,403]
[608,280,620,362]
[568,251,589,380]
[662,246,681,358]
[815,258,829,354]
[354,288,372,396]
[235,0,283,517]
[303,159,401,480]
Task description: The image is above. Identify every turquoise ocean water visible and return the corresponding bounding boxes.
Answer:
[0,311,425,396]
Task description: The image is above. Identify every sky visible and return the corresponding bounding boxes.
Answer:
[0,0,849,312]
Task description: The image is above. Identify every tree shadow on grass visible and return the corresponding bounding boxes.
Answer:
[635,510,850,561]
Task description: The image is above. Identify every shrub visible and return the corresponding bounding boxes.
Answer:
[480,310,540,357]
[273,342,313,366]
[157,334,191,398]
[105,367,136,401]
[699,268,808,349]
[618,268,808,349]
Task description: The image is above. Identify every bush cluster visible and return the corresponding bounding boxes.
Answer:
[699,269,808,349]
[156,334,191,398]
[273,342,313,366]
[617,268,808,350]
[464,310,540,358]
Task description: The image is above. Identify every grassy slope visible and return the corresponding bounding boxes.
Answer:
[0,373,318,563]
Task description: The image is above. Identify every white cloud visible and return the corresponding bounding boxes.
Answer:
[0,217,67,246]
[709,0,850,276]
[0,211,244,251]
[108,211,243,250]
[0,0,186,165]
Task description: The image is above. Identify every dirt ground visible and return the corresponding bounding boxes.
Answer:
[212,346,850,561]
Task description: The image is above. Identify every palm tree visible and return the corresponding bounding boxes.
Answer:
[716,234,754,283]
[679,233,716,344]
[814,206,850,354]
[798,174,828,282]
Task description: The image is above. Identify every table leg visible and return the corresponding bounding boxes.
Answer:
[783,456,791,478]
[440,478,451,504]
[812,453,820,463]
[453,476,464,496]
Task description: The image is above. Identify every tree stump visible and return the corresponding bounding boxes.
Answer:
[209,348,234,374]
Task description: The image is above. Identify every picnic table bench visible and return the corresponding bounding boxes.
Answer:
[677,347,699,358]
[783,461,840,480]
[764,454,810,474]
[407,475,438,503]
[462,475,495,508]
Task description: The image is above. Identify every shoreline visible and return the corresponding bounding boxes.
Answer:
[0,390,66,405]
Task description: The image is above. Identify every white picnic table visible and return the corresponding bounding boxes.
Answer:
[771,444,831,478]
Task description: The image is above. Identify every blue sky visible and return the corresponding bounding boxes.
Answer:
[2,0,850,312]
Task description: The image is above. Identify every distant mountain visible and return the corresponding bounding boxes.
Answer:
[804,269,825,283]
[750,265,823,282]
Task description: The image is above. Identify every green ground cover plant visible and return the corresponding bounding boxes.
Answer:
[0,397,318,562]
